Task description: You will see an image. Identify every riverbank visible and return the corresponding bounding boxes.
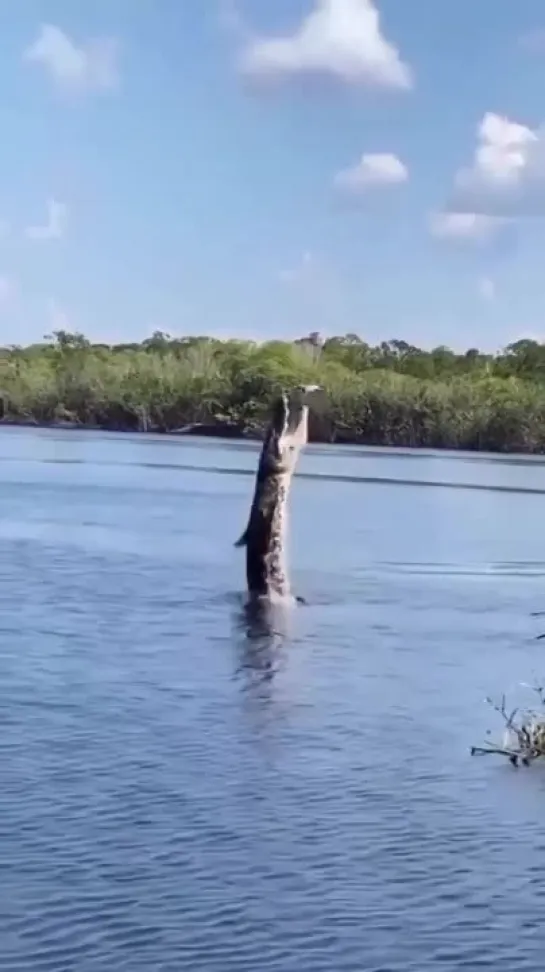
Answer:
[0,414,334,443]
[1,412,545,454]
[3,332,545,453]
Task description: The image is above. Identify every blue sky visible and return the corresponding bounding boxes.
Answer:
[3,0,545,350]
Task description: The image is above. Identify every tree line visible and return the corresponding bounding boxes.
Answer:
[1,328,545,452]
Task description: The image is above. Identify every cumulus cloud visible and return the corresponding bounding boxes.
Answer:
[24,24,119,93]
[25,199,68,241]
[239,0,412,90]
[448,112,545,218]
[334,152,408,192]
[429,211,507,243]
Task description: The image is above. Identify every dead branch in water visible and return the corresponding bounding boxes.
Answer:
[470,680,545,767]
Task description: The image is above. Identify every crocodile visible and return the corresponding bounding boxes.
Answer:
[235,385,323,603]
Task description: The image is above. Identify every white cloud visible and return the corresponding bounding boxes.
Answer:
[25,199,68,241]
[335,152,408,192]
[460,113,537,186]
[478,276,496,301]
[448,112,545,217]
[429,211,507,243]
[239,0,412,90]
[24,24,119,93]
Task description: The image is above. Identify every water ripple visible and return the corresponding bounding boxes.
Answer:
[3,430,545,970]
[1,453,545,495]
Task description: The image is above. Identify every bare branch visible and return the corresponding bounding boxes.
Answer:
[473,681,545,767]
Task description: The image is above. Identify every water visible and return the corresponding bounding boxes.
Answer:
[3,427,545,971]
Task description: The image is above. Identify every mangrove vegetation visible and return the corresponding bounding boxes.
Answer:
[2,329,545,452]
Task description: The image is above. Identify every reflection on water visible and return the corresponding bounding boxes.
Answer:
[231,599,295,693]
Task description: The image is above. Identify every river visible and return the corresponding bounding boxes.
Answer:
[3,427,545,970]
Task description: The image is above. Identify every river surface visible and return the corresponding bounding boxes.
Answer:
[3,427,545,971]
